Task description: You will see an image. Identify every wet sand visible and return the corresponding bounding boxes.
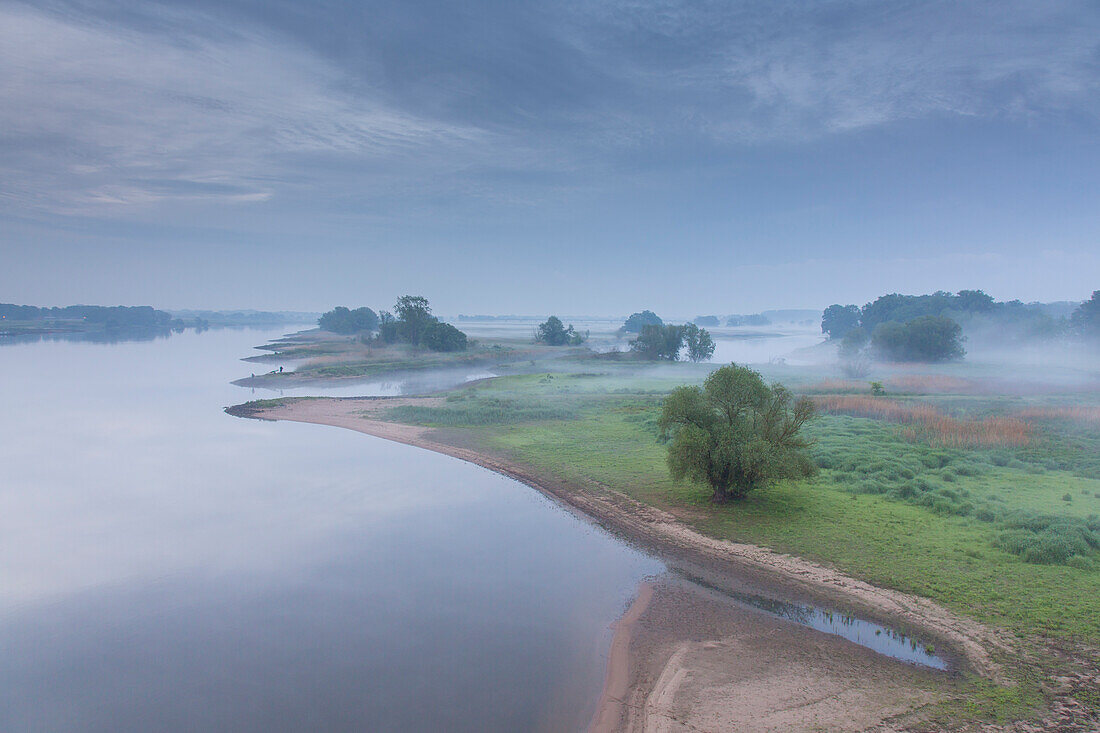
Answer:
[226,396,1019,731]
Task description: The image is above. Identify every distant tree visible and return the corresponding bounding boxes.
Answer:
[318,306,379,334]
[682,323,716,362]
[954,289,996,313]
[394,295,434,344]
[631,324,685,360]
[838,327,870,377]
[871,315,965,362]
[727,314,771,327]
[621,310,663,333]
[536,315,583,346]
[1071,290,1100,339]
[373,297,468,349]
[821,304,861,340]
[420,321,468,352]
[658,364,817,502]
[693,315,720,327]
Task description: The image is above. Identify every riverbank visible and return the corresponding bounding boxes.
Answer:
[227,395,1027,730]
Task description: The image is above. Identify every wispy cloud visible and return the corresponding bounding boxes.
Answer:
[0,3,483,213]
[574,0,1100,142]
[1,0,1099,219]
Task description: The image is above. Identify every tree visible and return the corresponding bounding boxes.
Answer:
[821,304,861,340]
[954,289,996,313]
[621,310,663,333]
[394,295,434,344]
[536,315,583,346]
[693,315,720,326]
[658,365,817,502]
[682,323,715,362]
[631,324,685,360]
[871,315,965,362]
[1071,290,1100,339]
[420,321,467,352]
[838,327,870,377]
[727,314,770,326]
[318,306,379,334]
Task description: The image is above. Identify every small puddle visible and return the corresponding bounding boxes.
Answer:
[681,574,949,670]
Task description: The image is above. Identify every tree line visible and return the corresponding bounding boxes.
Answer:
[821,289,1080,364]
[1,303,177,329]
[318,296,468,352]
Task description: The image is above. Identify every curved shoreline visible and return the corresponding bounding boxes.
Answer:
[590,581,655,733]
[227,396,1019,728]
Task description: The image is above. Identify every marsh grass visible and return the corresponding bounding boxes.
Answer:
[813,395,1030,448]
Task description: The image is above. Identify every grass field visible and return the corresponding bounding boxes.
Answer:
[390,370,1100,643]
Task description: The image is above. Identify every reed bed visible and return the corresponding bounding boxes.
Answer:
[1017,406,1100,425]
[801,374,980,395]
[799,379,867,393]
[813,395,1031,448]
[884,375,979,394]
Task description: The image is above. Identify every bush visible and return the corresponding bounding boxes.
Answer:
[995,515,1100,565]
[420,321,468,352]
[1067,555,1095,571]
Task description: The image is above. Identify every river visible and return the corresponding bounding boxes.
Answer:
[0,327,661,731]
[0,325,948,732]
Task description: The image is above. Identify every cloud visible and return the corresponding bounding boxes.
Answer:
[1,0,1099,219]
[572,0,1100,142]
[0,3,483,213]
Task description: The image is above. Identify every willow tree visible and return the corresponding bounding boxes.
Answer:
[658,364,817,502]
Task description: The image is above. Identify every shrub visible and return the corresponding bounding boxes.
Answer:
[1067,555,1095,571]
[995,515,1100,565]
[420,321,468,352]
[890,484,919,500]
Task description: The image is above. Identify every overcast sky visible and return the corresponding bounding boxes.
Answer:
[2,0,1099,315]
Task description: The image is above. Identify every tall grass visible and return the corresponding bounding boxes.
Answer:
[801,375,980,394]
[1018,406,1100,425]
[812,395,1030,448]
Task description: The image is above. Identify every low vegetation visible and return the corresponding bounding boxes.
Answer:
[813,395,1031,448]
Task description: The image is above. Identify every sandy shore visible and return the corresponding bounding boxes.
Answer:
[227,396,1022,731]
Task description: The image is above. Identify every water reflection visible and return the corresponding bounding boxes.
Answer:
[679,574,948,669]
[0,327,662,732]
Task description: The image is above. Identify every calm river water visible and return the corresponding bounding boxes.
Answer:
[0,327,662,732]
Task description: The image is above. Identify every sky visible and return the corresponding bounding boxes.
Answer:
[2,0,1099,316]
